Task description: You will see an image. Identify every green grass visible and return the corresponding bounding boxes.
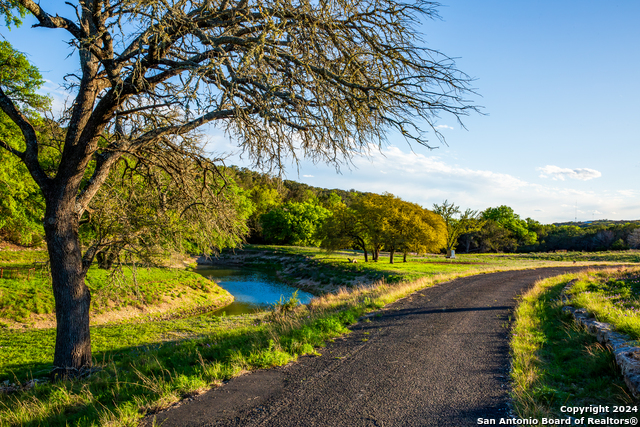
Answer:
[567,266,640,340]
[510,273,633,424]
[0,282,392,426]
[0,249,47,269]
[0,257,230,326]
[495,250,640,263]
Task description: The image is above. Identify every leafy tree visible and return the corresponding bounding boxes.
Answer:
[0,41,51,245]
[432,200,484,253]
[385,197,446,263]
[482,206,537,246]
[319,204,372,261]
[246,184,284,241]
[474,220,516,252]
[0,0,477,374]
[81,156,253,269]
[0,146,44,245]
[627,229,640,249]
[355,194,391,262]
[402,208,447,260]
[261,200,331,246]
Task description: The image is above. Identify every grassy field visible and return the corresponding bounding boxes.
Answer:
[510,270,635,425]
[0,246,633,426]
[490,250,640,263]
[0,259,231,328]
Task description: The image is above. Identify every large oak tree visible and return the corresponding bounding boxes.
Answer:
[0,0,477,374]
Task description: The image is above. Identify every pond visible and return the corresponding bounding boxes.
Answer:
[194,266,314,316]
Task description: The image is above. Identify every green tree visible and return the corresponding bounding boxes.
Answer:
[385,197,446,263]
[355,194,391,262]
[0,0,477,374]
[246,184,284,241]
[0,41,50,245]
[319,201,371,261]
[261,200,331,246]
[81,156,253,269]
[476,220,518,253]
[432,200,484,254]
[482,206,537,246]
[400,207,447,261]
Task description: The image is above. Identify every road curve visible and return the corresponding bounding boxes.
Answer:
[145,267,589,427]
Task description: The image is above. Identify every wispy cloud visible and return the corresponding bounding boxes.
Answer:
[435,125,454,130]
[537,165,602,181]
[205,138,637,222]
[618,190,637,197]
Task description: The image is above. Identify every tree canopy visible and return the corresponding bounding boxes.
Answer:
[432,200,484,252]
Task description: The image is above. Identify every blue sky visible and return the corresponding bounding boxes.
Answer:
[3,1,640,223]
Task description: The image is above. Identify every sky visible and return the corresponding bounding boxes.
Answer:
[2,1,640,224]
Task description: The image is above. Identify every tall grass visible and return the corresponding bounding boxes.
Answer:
[510,273,632,423]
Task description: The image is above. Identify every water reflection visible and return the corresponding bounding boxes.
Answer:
[195,266,313,315]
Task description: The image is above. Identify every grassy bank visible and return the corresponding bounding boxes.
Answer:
[510,271,634,424]
[566,266,640,339]
[0,275,443,426]
[495,250,640,263]
[0,262,231,328]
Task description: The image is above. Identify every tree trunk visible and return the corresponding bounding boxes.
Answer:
[96,247,119,269]
[403,252,407,262]
[356,238,368,262]
[389,248,394,264]
[44,200,92,377]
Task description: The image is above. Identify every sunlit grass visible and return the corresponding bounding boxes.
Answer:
[0,264,231,327]
[567,266,640,340]
[510,272,632,423]
[240,245,597,286]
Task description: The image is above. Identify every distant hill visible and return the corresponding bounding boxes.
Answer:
[553,219,640,228]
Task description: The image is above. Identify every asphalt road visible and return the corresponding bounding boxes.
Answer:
[145,267,588,427]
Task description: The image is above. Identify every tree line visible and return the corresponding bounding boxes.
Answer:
[433,201,640,254]
[5,159,640,262]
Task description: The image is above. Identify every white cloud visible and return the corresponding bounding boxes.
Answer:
[435,125,454,130]
[41,79,72,116]
[618,190,637,197]
[537,165,602,181]
[302,145,636,223]
[203,138,640,223]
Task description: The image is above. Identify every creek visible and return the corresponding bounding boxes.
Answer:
[194,266,314,316]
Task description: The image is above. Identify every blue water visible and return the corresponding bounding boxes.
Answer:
[194,266,314,316]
